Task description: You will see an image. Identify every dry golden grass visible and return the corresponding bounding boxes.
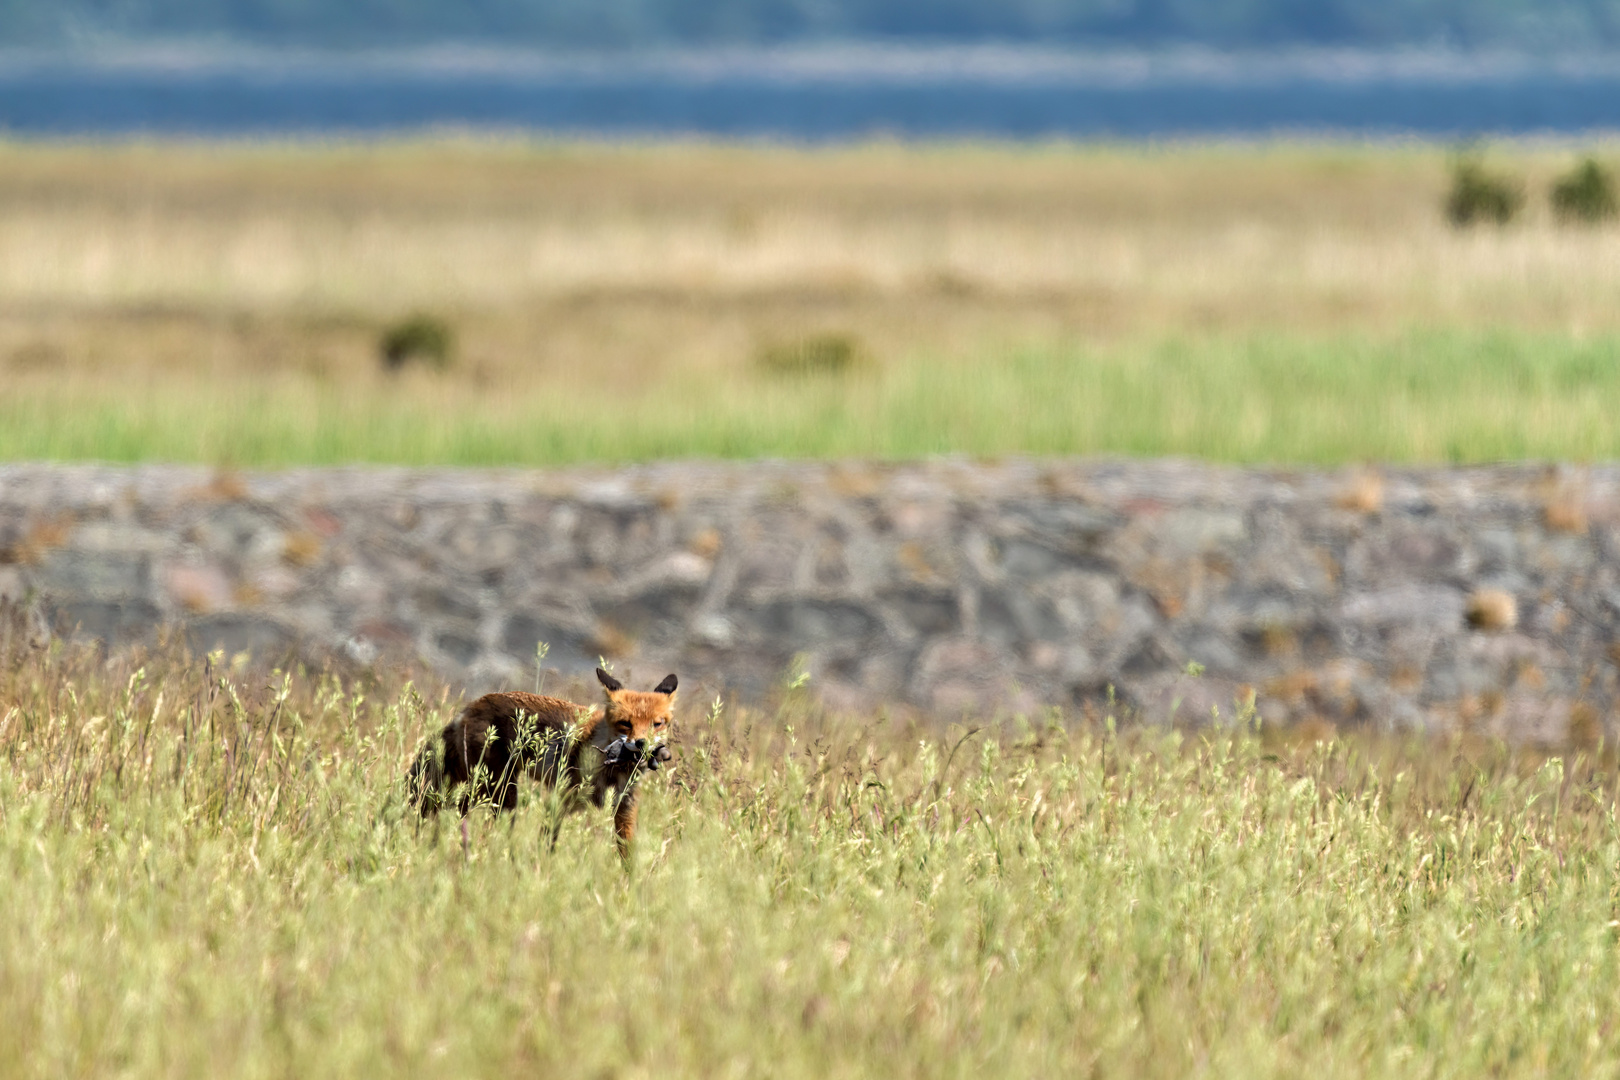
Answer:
[5,138,1620,464]
[6,615,1620,1078]
[3,139,1620,378]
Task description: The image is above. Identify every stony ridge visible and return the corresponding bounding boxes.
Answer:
[1,460,1615,741]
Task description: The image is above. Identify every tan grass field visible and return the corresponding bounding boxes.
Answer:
[3,139,1620,463]
[9,147,1620,1076]
[4,620,1620,1078]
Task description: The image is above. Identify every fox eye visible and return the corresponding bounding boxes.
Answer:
[654,719,667,729]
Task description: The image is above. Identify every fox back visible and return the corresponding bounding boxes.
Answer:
[408,668,677,855]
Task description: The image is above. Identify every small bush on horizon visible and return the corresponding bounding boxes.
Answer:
[380,313,455,372]
[1445,153,1524,227]
[1551,157,1618,223]
[757,332,867,377]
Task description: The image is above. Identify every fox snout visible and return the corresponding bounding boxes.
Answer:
[602,736,673,771]
[628,738,668,770]
[631,739,674,771]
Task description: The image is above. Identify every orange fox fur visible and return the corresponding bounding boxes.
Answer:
[408,667,676,857]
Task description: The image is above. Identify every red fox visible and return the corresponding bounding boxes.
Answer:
[408,667,676,857]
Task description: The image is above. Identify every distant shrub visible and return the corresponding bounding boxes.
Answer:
[1551,158,1618,224]
[379,314,454,372]
[1445,155,1523,227]
[757,332,867,377]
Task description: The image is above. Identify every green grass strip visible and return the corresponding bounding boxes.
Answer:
[5,328,1620,465]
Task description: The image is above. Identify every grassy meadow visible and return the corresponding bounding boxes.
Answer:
[8,140,1620,1077]
[4,140,1620,464]
[4,618,1620,1078]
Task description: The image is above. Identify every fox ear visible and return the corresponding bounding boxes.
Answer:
[652,673,678,695]
[596,667,624,693]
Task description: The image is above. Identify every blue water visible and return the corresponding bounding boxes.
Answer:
[3,63,1620,138]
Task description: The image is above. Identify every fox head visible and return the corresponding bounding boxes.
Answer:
[595,667,676,768]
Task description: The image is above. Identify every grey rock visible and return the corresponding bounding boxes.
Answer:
[38,551,149,600]
[434,629,482,666]
[1123,673,1251,726]
[879,588,960,637]
[51,599,161,640]
[186,615,293,658]
[1158,509,1247,555]
[502,614,597,673]
[3,459,1617,741]
[0,566,25,604]
[744,600,879,646]
[1340,586,1465,629]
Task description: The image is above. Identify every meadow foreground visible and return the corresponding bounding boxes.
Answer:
[1,618,1618,1078]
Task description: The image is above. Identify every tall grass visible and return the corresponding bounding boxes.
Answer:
[5,329,1620,464]
[2,613,1620,1077]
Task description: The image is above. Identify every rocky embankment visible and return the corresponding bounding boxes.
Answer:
[1,460,1615,741]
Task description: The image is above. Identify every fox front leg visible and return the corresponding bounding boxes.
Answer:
[546,766,583,854]
[613,789,639,863]
[548,814,565,854]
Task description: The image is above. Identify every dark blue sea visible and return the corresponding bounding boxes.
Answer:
[3,50,1619,139]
